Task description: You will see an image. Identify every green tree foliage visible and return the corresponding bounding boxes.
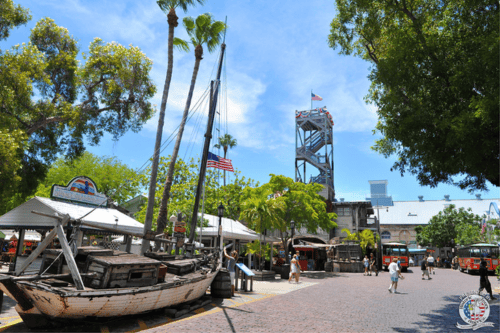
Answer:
[0,4,156,208]
[0,0,31,41]
[328,0,499,192]
[415,204,483,247]
[341,228,376,255]
[240,174,337,263]
[32,152,141,204]
[135,156,256,236]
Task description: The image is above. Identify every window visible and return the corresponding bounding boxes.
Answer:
[344,207,351,216]
[381,231,391,240]
[337,208,344,216]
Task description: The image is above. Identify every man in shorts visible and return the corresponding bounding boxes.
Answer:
[421,257,431,280]
[427,254,435,274]
[388,258,402,293]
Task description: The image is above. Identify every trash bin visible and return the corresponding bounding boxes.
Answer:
[280,264,290,279]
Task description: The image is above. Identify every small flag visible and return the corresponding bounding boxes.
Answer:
[481,219,486,234]
[311,93,323,101]
[207,152,234,172]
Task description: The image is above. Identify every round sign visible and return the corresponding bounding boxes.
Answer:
[458,294,490,326]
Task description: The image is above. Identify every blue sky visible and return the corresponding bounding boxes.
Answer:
[6,0,498,202]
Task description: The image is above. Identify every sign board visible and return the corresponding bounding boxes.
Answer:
[174,226,186,233]
[175,221,186,227]
[51,176,108,207]
[235,263,254,276]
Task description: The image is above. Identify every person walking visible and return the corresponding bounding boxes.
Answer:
[436,256,441,268]
[370,253,378,276]
[293,254,302,283]
[427,254,435,275]
[289,256,298,283]
[224,248,238,297]
[363,255,370,276]
[421,257,431,280]
[388,258,403,293]
[478,258,497,300]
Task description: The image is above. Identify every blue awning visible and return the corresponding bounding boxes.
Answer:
[409,248,427,253]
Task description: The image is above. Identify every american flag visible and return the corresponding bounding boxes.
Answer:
[311,93,323,101]
[207,152,234,172]
[464,298,486,321]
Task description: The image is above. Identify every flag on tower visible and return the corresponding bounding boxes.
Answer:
[311,93,323,101]
[207,152,234,172]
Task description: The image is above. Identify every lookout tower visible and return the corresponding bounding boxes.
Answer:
[295,107,335,202]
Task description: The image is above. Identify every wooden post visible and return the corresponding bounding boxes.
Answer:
[55,224,84,290]
[16,229,26,256]
[125,235,132,253]
[76,229,84,247]
[15,216,70,276]
[270,242,274,270]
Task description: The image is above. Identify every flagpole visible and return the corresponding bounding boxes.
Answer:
[311,89,313,110]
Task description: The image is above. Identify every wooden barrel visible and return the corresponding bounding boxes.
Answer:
[324,261,333,272]
[211,269,232,298]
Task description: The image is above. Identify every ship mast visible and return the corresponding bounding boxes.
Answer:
[188,41,226,245]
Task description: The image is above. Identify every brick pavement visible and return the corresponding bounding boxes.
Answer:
[146,268,500,333]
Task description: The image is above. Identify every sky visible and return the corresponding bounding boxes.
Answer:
[5,0,499,203]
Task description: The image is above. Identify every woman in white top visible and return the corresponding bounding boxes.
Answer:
[427,254,435,275]
[288,257,299,283]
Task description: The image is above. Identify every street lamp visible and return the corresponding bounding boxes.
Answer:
[290,220,295,240]
[217,203,225,249]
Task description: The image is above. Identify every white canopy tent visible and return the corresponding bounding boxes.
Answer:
[0,196,145,235]
[196,214,262,241]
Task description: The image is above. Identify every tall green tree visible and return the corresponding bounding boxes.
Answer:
[142,0,204,254]
[240,174,337,264]
[0,6,156,209]
[156,13,226,235]
[214,133,237,186]
[328,0,499,192]
[415,204,483,247]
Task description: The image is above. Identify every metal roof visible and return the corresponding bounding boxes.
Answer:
[0,197,145,235]
[376,199,500,225]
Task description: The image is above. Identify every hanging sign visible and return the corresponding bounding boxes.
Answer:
[50,176,108,207]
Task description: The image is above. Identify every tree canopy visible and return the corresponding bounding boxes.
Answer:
[33,152,141,203]
[135,156,257,236]
[415,204,483,247]
[328,0,499,192]
[0,2,156,209]
[240,174,337,263]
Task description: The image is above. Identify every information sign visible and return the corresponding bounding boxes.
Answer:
[235,263,254,276]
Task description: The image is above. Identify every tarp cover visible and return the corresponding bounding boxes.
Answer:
[0,197,145,235]
[196,214,276,241]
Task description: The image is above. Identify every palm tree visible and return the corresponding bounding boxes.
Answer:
[214,133,237,186]
[141,0,204,254]
[155,13,226,236]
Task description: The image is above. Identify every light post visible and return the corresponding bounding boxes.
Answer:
[217,203,225,249]
[290,220,295,241]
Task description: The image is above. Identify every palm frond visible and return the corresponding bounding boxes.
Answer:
[173,37,190,52]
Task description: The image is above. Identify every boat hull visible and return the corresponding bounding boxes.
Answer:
[1,270,218,327]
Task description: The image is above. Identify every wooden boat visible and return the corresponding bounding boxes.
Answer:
[0,37,229,328]
[0,212,220,328]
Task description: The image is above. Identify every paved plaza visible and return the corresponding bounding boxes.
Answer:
[0,268,498,332]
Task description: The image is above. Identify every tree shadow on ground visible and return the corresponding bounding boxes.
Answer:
[392,295,500,333]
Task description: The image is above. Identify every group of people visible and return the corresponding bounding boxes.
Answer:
[362,253,378,276]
